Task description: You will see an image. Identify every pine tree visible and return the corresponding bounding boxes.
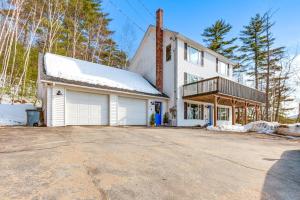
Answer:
[0,0,128,103]
[262,12,285,121]
[240,14,266,89]
[202,19,238,59]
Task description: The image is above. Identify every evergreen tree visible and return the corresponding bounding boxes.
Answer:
[0,0,129,103]
[239,14,266,89]
[202,19,238,59]
[261,12,285,121]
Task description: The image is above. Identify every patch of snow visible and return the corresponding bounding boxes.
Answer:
[244,121,280,134]
[207,121,280,134]
[0,104,35,126]
[44,53,160,95]
[207,124,247,132]
[287,123,300,135]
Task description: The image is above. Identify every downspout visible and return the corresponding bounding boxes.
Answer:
[174,36,178,126]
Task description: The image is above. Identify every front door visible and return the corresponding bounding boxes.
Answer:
[155,102,162,126]
[207,105,213,126]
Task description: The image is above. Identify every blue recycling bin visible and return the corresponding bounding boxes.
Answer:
[26,109,40,126]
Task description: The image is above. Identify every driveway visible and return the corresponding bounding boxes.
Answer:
[0,126,299,200]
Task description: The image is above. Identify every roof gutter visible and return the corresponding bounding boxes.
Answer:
[41,79,169,100]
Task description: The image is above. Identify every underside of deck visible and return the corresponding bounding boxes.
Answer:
[182,76,266,126]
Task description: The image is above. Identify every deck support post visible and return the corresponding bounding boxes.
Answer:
[237,107,240,124]
[231,99,236,125]
[255,105,259,121]
[243,102,248,125]
[213,95,218,127]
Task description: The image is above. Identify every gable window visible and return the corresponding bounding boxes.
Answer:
[184,102,204,120]
[217,107,230,121]
[218,61,229,76]
[184,43,203,66]
[166,44,171,61]
[184,72,203,84]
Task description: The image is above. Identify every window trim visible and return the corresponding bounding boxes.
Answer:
[184,72,203,84]
[184,43,203,66]
[166,44,172,62]
[184,102,204,120]
[217,107,230,121]
[217,60,230,77]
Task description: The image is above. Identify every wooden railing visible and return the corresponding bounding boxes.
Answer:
[183,76,266,103]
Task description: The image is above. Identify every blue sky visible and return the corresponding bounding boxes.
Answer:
[103,0,300,57]
[103,0,300,115]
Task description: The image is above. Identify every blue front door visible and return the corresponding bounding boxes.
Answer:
[207,105,213,126]
[155,102,162,126]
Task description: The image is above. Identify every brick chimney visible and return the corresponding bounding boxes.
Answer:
[156,9,163,92]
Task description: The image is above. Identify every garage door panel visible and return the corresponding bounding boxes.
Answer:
[66,90,108,125]
[118,97,146,125]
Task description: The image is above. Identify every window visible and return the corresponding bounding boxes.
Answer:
[201,51,204,66]
[217,107,230,121]
[218,61,229,76]
[184,73,203,84]
[184,43,203,66]
[188,46,199,65]
[184,102,204,120]
[166,44,171,61]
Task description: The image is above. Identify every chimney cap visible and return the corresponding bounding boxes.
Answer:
[156,8,163,13]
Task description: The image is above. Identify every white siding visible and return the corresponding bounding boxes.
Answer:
[129,27,175,121]
[109,94,118,126]
[176,39,233,126]
[129,28,156,85]
[52,87,65,126]
[46,87,52,126]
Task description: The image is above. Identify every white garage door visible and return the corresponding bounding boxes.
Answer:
[118,97,147,125]
[66,90,108,125]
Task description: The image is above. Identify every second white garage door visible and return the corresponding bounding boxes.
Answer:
[66,90,108,125]
[118,97,147,125]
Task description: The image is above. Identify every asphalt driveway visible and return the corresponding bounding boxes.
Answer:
[0,126,299,200]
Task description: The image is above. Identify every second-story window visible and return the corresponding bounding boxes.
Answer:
[184,72,203,84]
[166,44,171,61]
[184,43,202,65]
[218,61,230,76]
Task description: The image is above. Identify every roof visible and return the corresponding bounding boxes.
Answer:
[131,25,236,66]
[40,53,168,98]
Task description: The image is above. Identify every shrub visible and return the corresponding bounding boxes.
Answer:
[163,112,169,125]
[150,113,155,126]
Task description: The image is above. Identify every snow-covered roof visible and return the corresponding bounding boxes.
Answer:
[44,53,161,95]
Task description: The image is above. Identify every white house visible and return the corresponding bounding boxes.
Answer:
[38,9,265,127]
[37,53,168,126]
[129,9,265,127]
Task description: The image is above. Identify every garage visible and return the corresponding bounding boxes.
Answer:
[66,90,108,125]
[118,96,147,125]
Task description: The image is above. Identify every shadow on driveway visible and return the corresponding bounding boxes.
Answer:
[261,150,300,200]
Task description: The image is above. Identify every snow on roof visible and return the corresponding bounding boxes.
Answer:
[44,53,160,95]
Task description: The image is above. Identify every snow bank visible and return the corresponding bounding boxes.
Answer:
[44,53,160,95]
[287,123,300,135]
[0,104,35,126]
[207,121,280,134]
[207,124,247,132]
[244,121,280,134]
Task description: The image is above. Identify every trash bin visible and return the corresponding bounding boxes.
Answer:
[26,109,40,127]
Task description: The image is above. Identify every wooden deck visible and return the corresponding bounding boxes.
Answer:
[182,76,266,126]
[183,76,266,104]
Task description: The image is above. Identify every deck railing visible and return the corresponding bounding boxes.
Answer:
[183,76,266,103]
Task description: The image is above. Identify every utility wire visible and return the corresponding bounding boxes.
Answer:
[124,0,152,25]
[107,0,146,33]
[136,0,155,19]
